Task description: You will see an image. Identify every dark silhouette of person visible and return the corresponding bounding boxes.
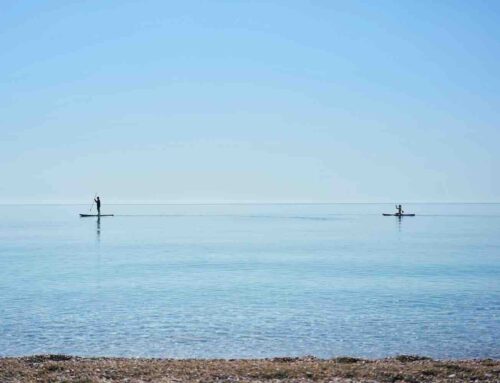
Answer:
[396,204,404,215]
[95,196,101,215]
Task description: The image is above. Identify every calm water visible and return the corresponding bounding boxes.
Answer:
[0,204,499,359]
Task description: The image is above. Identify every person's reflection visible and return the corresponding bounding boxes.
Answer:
[96,216,101,241]
[397,214,402,232]
[95,216,102,291]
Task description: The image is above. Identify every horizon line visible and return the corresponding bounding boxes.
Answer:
[1,201,499,206]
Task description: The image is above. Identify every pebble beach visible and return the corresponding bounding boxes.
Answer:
[1,355,498,383]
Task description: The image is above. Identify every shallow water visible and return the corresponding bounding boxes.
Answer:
[0,204,499,358]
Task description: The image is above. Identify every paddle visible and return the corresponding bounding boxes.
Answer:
[89,193,97,213]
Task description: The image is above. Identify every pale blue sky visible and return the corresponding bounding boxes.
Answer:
[1,0,499,203]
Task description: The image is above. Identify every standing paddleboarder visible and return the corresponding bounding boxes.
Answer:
[79,196,113,217]
[95,196,101,216]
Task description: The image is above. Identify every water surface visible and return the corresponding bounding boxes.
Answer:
[0,204,499,358]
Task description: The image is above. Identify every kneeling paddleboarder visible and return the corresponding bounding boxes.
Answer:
[396,204,404,215]
[382,205,414,216]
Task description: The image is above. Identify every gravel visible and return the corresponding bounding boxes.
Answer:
[0,355,498,383]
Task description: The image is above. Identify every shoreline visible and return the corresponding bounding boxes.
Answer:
[1,355,498,382]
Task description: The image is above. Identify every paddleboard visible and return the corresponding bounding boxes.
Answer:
[382,213,415,216]
[79,214,114,217]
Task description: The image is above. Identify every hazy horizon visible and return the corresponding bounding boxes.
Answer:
[1,200,500,205]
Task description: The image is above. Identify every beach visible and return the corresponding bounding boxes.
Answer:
[1,355,498,382]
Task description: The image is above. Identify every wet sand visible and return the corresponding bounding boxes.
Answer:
[0,355,498,382]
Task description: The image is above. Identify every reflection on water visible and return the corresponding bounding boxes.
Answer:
[96,216,101,242]
[0,204,499,359]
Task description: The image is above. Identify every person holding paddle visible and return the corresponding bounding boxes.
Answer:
[95,196,101,216]
[79,195,113,217]
[396,204,404,215]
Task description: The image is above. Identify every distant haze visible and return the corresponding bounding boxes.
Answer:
[1,1,499,203]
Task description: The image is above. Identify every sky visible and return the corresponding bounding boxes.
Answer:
[1,0,499,203]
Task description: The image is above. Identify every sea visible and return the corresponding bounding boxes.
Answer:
[0,203,498,359]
